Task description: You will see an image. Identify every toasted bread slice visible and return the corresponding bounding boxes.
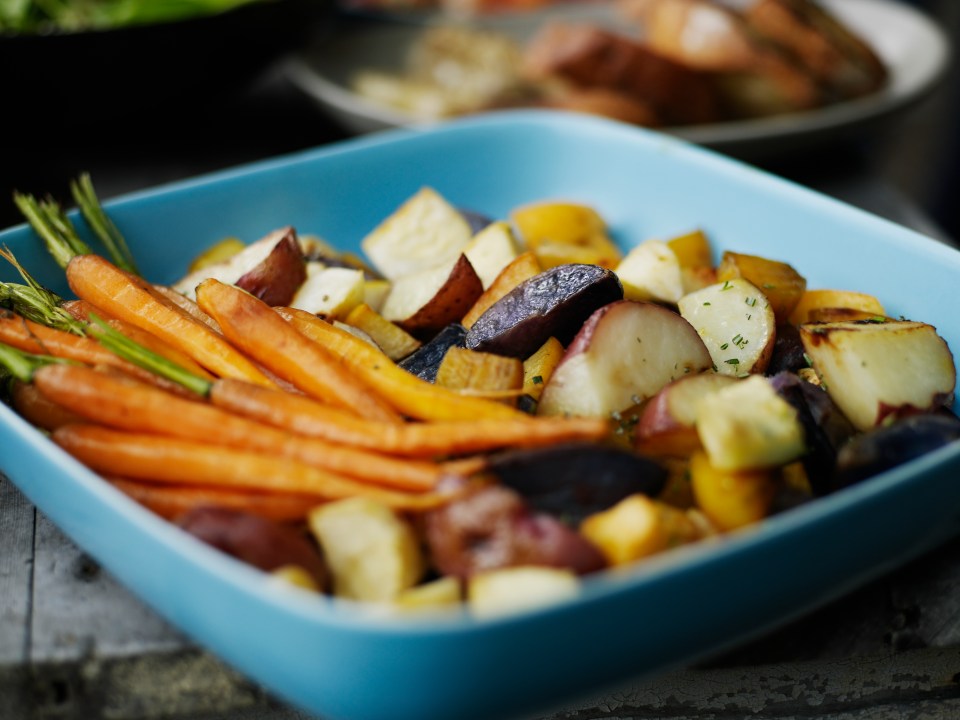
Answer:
[745,0,888,100]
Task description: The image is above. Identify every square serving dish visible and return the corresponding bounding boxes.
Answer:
[2,111,960,720]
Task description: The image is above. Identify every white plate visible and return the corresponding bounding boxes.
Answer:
[287,0,951,159]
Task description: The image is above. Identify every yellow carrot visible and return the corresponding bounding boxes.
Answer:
[278,307,532,422]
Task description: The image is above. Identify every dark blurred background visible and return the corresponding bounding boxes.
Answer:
[0,0,956,240]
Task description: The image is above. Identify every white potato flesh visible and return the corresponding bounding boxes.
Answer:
[696,374,806,471]
[308,497,425,603]
[615,239,685,305]
[468,566,579,619]
[537,300,713,417]
[360,187,473,280]
[378,254,482,335]
[290,266,366,319]
[379,258,459,323]
[464,221,519,290]
[678,278,776,376]
[800,320,956,431]
[173,228,289,300]
[637,371,738,438]
[362,279,391,313]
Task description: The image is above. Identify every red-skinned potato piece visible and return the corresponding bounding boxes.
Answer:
[380,254,483,339]
[173,227,307,304]
[177,506,326,590]
[538,300,713,418]
[235,227,308,307]
[635,372,738,457]
[424,483,606,579]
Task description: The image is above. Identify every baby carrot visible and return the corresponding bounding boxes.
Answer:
[107,478,321,522]
[53,424,453,512]
[150,284,222,333]
[61,299,215,380]
[195,279,401,423]
[211,377,610,457]
[34,364,442,492]
[66,254,275,387]
[278,307,532,422]
[10,381,86,431]
[0,311,179,390]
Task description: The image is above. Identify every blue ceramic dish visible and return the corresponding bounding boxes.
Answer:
[2,111,959,720]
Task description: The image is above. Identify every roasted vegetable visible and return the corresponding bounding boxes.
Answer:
[486,442,668,524]
[833,412,960,489]
[538,300,712,417]
[423,483,606,579]
[397,323,467,382]
[177,506,327,590]
[465,263,624,359]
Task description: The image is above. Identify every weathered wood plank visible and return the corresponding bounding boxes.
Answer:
[0,472,35,718]
[28,513,226,719]
[0,473,34,662]
[553,647,960,720]
[30,512,186,663]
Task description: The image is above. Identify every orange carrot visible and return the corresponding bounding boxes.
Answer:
[34,364,443,492]
[62,299,215,380]
[150,284,223,333]
[10,381,86,431]
[53,424,452,511]
[278,307,533,422]
[66,254,275,387]
[194,279,401,423]
[1,311,119,364]
[108,477,320,522]
[0,311,183,391]
[210,377,611,457]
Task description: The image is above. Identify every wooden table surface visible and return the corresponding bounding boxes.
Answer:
[2,72,960,720]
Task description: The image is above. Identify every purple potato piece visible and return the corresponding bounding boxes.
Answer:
[459,208,494,234]
[765,323,808,375]
[302,249,382,282]
[177,506,327,589]
[423,484,606,579]
[234,227,307,307]
[465,263,623,359]
[769,371,856,495]
[834,413,960,489]
[487,442,668,524]
[397,323,467,382]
